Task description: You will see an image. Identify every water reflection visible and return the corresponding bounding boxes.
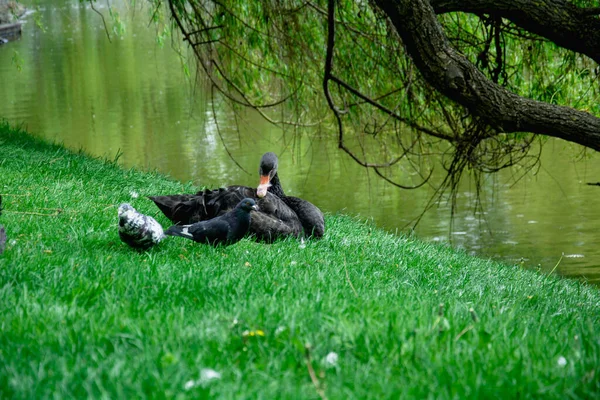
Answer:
[1,0,599,284]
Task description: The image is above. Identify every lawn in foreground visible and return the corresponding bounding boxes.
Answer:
[0,121,599,399]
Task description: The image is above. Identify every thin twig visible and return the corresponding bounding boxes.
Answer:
[373,162,433,189]
[184,25,223,40]
[210,84,250,175]
[546,252,564,278]
[454,325,473,341]
[330,75,455,141]
[343,259,358,297]
[190,38,220,47]
[147,0,162,27]
[89,0,112,43]
[304,344,327,400]
[7,209,63,217]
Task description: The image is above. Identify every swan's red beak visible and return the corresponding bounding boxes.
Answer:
[257,175,271,198]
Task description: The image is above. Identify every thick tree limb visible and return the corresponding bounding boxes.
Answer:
[431,0,600,64]
[374,0,600,151]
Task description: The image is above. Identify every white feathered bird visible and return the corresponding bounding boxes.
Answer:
[118,203,165,250]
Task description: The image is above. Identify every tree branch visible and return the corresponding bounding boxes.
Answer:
[89,0,112,43]
[374,0,600,152]
[430,0,600,64]
[329,75,455,141]
[324,0,422,176]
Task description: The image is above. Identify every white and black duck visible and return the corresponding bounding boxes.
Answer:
[118,203,165,250]
[149,152,324,242]
[165,198,258,246]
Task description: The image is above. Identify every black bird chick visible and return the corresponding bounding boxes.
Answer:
[0,195,6,254]
[165,198,258,246]
[118,203,165,250]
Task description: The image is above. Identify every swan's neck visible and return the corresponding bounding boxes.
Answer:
[269,173,286,198]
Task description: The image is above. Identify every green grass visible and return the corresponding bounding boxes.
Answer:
[0,120,599,399]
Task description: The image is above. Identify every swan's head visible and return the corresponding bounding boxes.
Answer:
[257,152,278,198]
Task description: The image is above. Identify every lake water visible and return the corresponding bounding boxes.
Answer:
[2,0,599,284]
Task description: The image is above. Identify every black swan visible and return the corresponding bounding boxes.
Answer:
[118,203,165,250]
[149,152,324,241]
[165,198,258,246]
[150,152,325,242]
[256,153,325,238]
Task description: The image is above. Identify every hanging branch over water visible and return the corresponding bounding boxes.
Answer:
[373,0,600,151]
[157,0,599,221]
[89,0,112,43]
[431,0,600,64]
[323,0,432,189]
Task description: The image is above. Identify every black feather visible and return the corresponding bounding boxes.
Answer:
[165,198,258,246]
[280,195,325,238]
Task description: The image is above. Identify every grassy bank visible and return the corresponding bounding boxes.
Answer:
[0,121,599,399]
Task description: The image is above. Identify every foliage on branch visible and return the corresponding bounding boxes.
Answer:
[143,0,599,215]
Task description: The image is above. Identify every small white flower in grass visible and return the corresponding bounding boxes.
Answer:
[199,368,222,383]
[184,369,222,390]
[129,190,139,199]
[275,326,286,336]
[298,238,306,249]
[184,380,197,390]
[557,356,567,367]
[9,239,16,246]
[324,352,339,367]
[290,261,297,266]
